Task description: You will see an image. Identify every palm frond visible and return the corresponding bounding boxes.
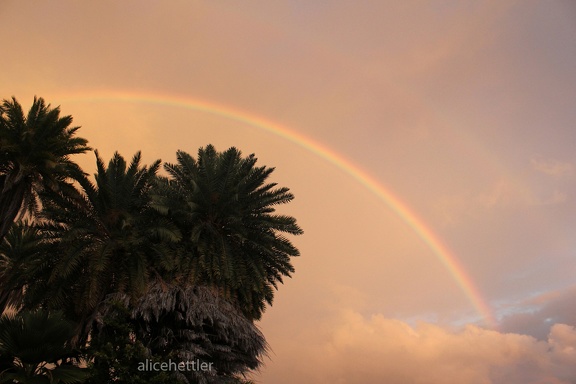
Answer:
[163,145,302,319]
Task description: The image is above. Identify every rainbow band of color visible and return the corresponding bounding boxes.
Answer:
[58,90,497,328]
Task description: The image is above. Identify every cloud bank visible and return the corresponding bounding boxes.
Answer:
[258,310,576,384]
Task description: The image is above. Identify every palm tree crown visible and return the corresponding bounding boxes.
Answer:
[0,97,90,241]
[162,145,303,319]
[39,151,179,340]
[0,309,88,384]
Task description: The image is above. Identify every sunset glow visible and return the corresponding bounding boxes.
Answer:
[2,1,576,382]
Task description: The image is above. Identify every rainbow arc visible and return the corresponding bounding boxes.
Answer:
[57,90,497,328]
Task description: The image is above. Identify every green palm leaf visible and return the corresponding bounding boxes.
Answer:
[162,145,302,319]
[0,310,88,384]
[0,97,90,243]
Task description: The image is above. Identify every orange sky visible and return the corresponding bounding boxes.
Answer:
[2,1,576,382]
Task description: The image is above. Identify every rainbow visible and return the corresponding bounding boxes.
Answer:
[56,90,497,328]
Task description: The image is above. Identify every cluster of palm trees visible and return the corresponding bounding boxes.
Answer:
[0,97,302,383]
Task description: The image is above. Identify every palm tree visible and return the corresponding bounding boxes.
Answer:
[0,309,88,384]
[95,283,267,384]
[0,97,90,242]
[38,151,179,342]
[0,222,55,313]
[162,145,303,319]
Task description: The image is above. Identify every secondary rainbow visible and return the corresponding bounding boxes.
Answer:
[57,90,497,328]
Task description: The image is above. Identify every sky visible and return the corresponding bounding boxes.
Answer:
[2,1,576,382]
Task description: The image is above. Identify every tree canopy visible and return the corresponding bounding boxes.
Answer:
[0,97,302,383]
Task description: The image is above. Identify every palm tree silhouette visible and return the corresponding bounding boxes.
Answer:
[161,145,303,319]
[0,97,90,241]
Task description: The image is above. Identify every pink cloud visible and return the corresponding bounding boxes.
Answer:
[532,157,574,177]
[256,310,576,383]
